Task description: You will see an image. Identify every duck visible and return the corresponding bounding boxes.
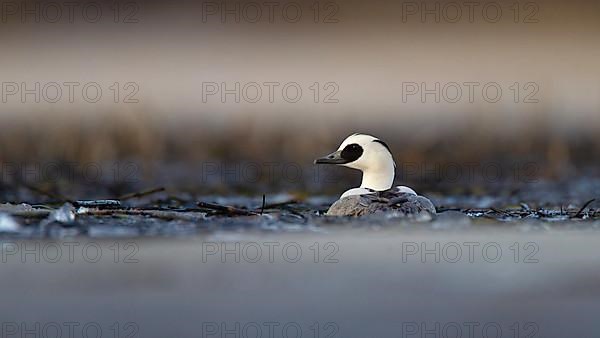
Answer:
[314,133,436,217]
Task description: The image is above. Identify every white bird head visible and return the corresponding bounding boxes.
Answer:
[315,133,396,192]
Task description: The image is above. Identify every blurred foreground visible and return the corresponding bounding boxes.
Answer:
[1,230,599,337]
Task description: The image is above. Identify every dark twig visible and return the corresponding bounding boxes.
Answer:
[574,199,596,218]
[10,209,52,218]
[260,194,266,215]
[118,187,165,201]
[197,201,258,216]
[436,207,462,212]
[79,208,206,222]
[22,184,74,204]
[257,200,299,210]
[490,207,512,216]
[75,200,122,208]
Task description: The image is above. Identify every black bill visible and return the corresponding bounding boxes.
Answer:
[314,150,349,164]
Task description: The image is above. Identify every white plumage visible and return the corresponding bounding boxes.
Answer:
[315,134,436,217]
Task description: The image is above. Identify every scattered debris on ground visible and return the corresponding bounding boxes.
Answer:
[0,182,597,238]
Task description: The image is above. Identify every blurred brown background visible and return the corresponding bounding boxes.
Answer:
[0,0,598,196]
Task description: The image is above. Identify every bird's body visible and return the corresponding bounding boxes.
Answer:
[315,134,436,217]
[325,186,436,217]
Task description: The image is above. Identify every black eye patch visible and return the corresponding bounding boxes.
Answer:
[340,143,363,162]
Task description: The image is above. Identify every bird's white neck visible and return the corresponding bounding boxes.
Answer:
[359,158,395,191]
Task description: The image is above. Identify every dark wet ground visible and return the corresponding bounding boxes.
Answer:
[1,177,599,238]
[1,195,599,239]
